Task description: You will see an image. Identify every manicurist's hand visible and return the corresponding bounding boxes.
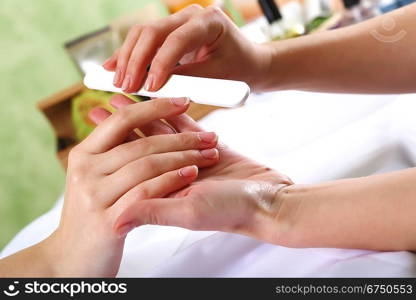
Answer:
[91,97,294,246]
[102,4,271,93]
[0,96,219,277]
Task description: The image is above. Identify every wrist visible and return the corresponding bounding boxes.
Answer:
[249,43,275,92]
[243,180,296,244]
[251,182,306,247]
[257,38,312,92]
[38,231,62,277]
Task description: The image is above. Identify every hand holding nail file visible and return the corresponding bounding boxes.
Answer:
[84,66,250,108]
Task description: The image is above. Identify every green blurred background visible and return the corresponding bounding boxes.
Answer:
[0,0,159,250]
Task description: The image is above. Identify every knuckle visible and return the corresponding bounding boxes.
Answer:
[137,186,150,200]
[150,57,168,73]
[149,97,166,111]
[68,146,86,167]
[185,150,198,162]
[114,106,131,124]
[131,24,143,33]
[141,156,159,173]
[128,59,139,68]
[136,138,154,154]
[167,30,186,45]
[82,189,101,210]
[68,168,84,185]
[189,18,205,33]
[180,132,196,147]
[186,3,203,12]
[116,53,128,66]
[204,5,223,17]
[142,24,159,37]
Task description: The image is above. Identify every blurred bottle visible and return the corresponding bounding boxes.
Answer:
[304,0,332,32]
[338,0,362,26]
[258,0,286,40]
[359,0,382,20]
[338,0,385,26]
[281,1,306,37]
[258,0,305,40]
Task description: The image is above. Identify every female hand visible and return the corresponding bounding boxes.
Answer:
[91,96,294,247]
[47,97,219,277]
[103,4,271,93]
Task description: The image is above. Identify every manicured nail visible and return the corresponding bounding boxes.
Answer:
[179,165,198,177]
[122,75,131,91]
[113,68,121,85]
[200,148,218,159]
[117,222,136,238]
[171,97,190,107]
[198,132,217,143]
[145,74,154,91]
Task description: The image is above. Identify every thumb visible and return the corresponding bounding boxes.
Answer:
[173,60,227,80]
[114,197,197,235]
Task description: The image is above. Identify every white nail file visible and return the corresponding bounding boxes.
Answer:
[83,66,250,108]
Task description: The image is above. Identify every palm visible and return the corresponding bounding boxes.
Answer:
[199,144,276,181]
[172,144,291,231]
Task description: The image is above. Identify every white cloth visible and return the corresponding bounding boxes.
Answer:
[2,91,416,277]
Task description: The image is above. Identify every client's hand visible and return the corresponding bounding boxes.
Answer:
[49,97,219,277]
[91,96,293,246]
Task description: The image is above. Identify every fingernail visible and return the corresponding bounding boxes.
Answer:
[179,165,198,177]
[171,97,190,107]
[113,68,121,85]
[117,222,136,238]
[198,132,217,143]
[145,74,154,91]
[200,148,218,159]
[88,110,101,124]
[122,75,131,91]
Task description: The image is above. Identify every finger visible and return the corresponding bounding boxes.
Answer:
[89,104,140,142]
[102,148,219,205]
[141,119,176,136]
[113,25,143,87]
[103,48,119,71]
[80,96,190,153]
[111,167,198,237]
[113,196,195,235]
[88,107,112,124]
[166,114,229,153]
[119,4,203,93]
[110,95,175,136]
[148,7,225,91]
[100,131,218,173]
[173,59,225,80]
[166,113,204,133]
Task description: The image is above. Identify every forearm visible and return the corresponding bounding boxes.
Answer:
[270,168,416,251]
[258,4,416,93]
[0,235,57,277]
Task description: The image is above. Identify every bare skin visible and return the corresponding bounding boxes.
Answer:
[102,3,416,251]
[104,3,416,94]
[2,3,416,277]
